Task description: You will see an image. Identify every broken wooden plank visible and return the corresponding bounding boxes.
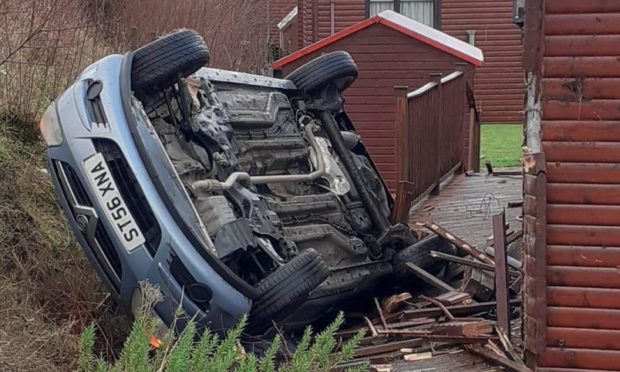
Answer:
[430,320,493,337]
[354,339,424,357]
[377,329,431,336]
[375,297,389,330]
[431,250,496,272]
[402,299,521,319]
[422,222,496,265]
[506,230,523,246]
[403,352,433,362]
[391,181,415,225]
[382,292,412,313]
[388,318,437,329]
[365,316,379,337]
[462,267,496,302]
[422,334,497,344]
[493,212,511,338]
[496,326,527,368]
[405,262,456,293]
[466,344,532,372]
[370,364,392,372]
[419,295,479,322]
[434,291,472,306]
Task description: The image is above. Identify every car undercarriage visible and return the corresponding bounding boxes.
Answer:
[136,59,415,326]
[44,29,451,334]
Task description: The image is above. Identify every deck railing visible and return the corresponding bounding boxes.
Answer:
[391,71,469,223]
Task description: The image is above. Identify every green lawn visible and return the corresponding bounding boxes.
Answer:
[480,124,523,169]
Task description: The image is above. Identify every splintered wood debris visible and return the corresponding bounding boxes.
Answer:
[334,218,529,372]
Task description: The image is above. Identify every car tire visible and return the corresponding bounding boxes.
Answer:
[249,248,329,333]
[285,51,358,95]
[392,234,456,279]
[131,29,210,91]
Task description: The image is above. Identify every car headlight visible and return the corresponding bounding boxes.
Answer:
[39,104,63,146]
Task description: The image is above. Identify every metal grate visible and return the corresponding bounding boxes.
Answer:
[92,139,161,257]
[56,161,122,290]
[61,162,92,207]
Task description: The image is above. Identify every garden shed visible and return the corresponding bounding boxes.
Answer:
[274,10,483,190]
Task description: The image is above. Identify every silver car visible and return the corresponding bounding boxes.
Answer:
[41,30,450,334]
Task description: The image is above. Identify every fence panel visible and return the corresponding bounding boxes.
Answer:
[395,71,467,202]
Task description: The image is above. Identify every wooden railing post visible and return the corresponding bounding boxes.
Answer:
[430,73,443,195]
[391,86,415,224]
[394,86,410,184]
[465,81,481,173]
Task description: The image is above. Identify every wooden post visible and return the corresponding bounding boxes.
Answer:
[394,86,410,184]
[493,211,510,338]
[392,86,414,224]
[430,73,442,195]
[468,107,477,171]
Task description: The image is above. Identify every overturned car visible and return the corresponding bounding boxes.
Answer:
[41,30,450,334]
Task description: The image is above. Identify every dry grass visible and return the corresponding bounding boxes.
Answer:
[0,135,130,370]
[0,0,272,143]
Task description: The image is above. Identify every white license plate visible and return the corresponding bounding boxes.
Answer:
[84,153,146,252]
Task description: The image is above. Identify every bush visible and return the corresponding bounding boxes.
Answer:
[78,286,367,372]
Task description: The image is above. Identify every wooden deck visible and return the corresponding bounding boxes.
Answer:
[394,349,498,371]
[410,172,523,249]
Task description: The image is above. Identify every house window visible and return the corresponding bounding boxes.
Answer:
[369,0,395,15]
[368,0,436,28]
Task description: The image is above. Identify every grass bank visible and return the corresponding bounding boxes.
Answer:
[0,130,126,370]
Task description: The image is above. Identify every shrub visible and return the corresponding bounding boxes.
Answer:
[78,287,367,372]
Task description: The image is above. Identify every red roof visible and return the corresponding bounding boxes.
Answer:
[273,10,484,69]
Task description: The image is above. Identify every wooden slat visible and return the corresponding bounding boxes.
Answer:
[547,327,620,351]
[546,13,620,35]
[544,57,620,78]
[539,369,612,372]
[544,141,620,163]
[543,78,620,101]
[548,204,620,226]
[540,348,620,370]
[547,183,620,205]
[548,224,620,246]
[547,163,620,184]
[547,245,620,267]
[543,120,620,142]
[548,307,620,330]
[545,35,620,57]
[548,266,620,289]
[546,0,620,14]
[548,286,620,308]
[543,100,620,120]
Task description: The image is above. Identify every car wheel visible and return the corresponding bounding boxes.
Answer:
[392,234,457,279]
[285,51,358,95]
[131,29,210,91]
[249,248,329,333]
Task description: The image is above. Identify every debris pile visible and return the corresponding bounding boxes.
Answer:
[336,215,529,372]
